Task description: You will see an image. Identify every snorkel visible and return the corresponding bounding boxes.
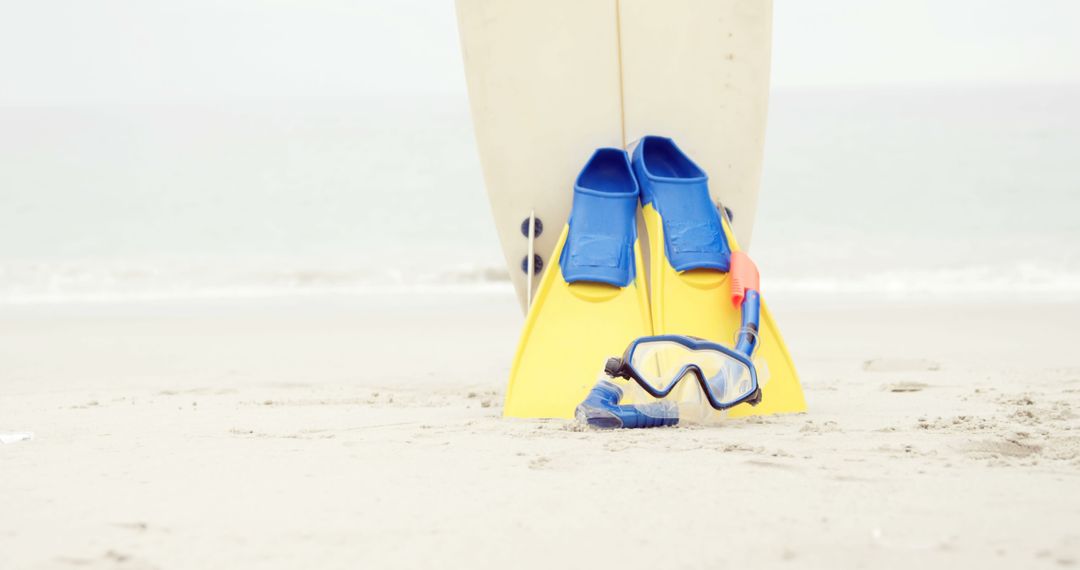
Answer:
[575,250,764,429]
[731,251,761,357]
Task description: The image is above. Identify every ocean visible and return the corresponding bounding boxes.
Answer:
[1,84,1078,304]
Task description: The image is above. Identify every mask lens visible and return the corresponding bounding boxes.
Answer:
[627,340,696,392]
[702,352,756,406]
[627,338,758,409]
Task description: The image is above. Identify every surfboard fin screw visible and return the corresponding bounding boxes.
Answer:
[520,217,543,238]
[520,255,543,275]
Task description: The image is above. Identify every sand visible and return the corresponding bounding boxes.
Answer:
[2,291,1079,569]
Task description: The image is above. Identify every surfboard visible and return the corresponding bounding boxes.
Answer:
[456,0,773,312]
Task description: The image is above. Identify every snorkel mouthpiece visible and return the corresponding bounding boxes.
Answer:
[575,380,678,429]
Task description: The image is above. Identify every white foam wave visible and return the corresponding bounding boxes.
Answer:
[0,258,512,305]
[768,264,1080,295]
[3,258,1079,305]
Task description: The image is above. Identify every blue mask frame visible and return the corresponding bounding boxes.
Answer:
[604,334,762,411]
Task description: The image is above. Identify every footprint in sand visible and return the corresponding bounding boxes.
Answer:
[886,381,929,393]
[800,420,841,433]
[962,438,1042,458]
[528,456,551,470]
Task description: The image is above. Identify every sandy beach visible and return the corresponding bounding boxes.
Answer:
[4,0,1079,567]
[2,291,1078,569]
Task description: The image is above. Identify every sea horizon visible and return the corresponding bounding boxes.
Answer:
[3,83,1077,305]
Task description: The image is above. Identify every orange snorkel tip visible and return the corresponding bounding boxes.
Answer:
[729,251,760,307]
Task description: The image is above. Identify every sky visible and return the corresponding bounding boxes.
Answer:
[0,0,1078,106]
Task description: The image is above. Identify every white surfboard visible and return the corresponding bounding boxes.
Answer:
[456,0,773,312]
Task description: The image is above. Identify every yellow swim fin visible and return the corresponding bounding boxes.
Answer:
[504,149,652,419]
[631,136,806,417]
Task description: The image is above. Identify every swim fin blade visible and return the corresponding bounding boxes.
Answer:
[632,136,806,417]
[504,149,652,419]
